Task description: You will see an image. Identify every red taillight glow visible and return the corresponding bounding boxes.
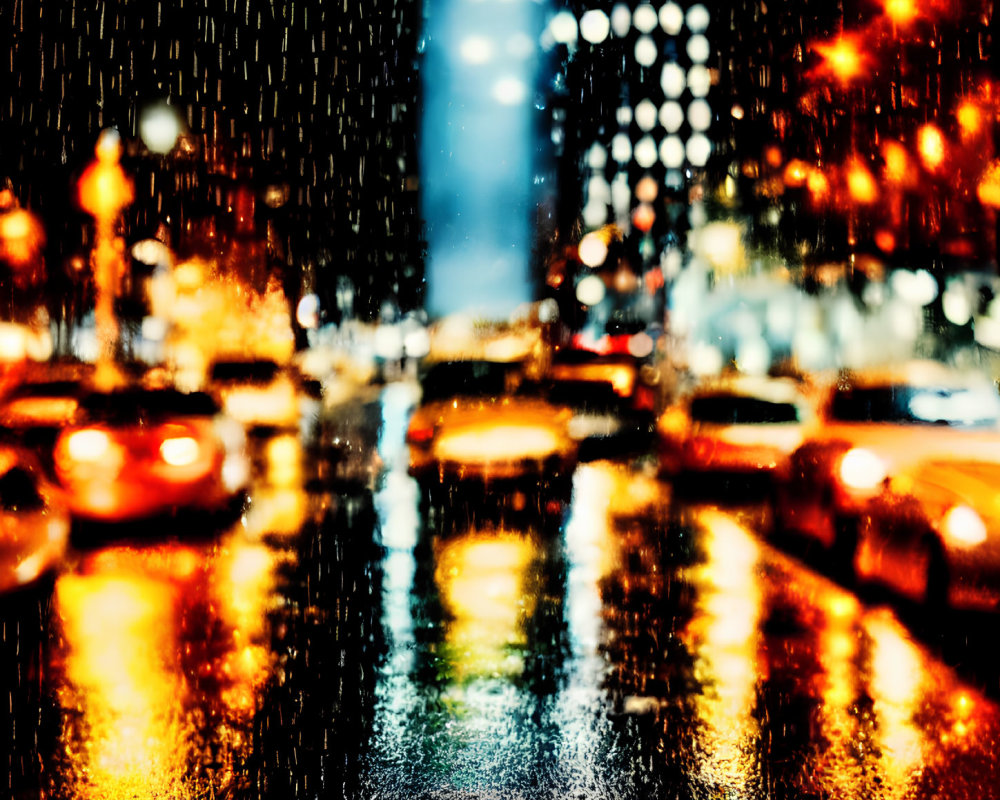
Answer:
[407,425,435,445]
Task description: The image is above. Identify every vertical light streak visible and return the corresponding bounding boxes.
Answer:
[76,129,133,389]
[55,572,191,799]
[420,0,546,318]
[866,610,926,796]
[687,508,762,793]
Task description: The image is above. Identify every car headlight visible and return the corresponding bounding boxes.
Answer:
[434,424,563,462]
[838,447,886,490]
[942,504,987,546]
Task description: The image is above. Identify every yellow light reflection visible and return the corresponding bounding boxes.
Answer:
[866,611,925,791]
[55,572,190,799]
[918,124,946,171]
[976,161,1000,208]
[882,0,918,25]
[691,220,746,275]
[686,509,761,792]
[0,207,45,269]
[244,486,308,537]
[77,130,133,389]
[66,428,112,463]
[807,169,830,203]
[957,101,983,139]
[782,159,810,188]
[435,529,536,682]
[54,537,281,799]
[266,432,302,488]
[217,538,277,640]
[813,590,863,797]
[846,161,879,205]
[882,140,916,188]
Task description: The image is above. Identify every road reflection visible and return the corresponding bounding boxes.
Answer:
[684,508,763,793]
[51,527,282,799]
[5,387,1000,799]
[575,464,1000,799]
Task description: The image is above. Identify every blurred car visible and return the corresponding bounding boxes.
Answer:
[543,349,657,461]
[657,373,817,488]
[853,457,1000,612]
[51,387,249,526]
[208,358,320,435]
[0,360,95,458]
[772,361,1000,575]
[0,444,70,593]
[406,359,578,501]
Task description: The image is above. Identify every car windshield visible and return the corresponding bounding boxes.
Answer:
[830,385,1000,427]
[419,360,523,403]
[79,388,220,424]
[689,394,801,424]
[210,360,280,383]
[547,380,623,413]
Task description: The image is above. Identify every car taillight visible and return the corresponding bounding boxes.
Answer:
[160,436,201,467]
[407,425,435,445]
[635,384,655,411]
[65,428,112,462]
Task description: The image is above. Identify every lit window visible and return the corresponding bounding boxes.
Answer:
[611,133,633,163]
[549,10,578,45]
[633,3,658,33]
[576,275,607,306]
[686,134,713,166]
[687,34,710,64]
[688,65,711,97]
[659,2,684,34]
[493,77,527,105]
[687,99,712,131]
[659,101,685,132]
[686,3,711,32]
[586,143,608,170]
[635,36,658,67]
[580,9,611,44]
[634,136,659,168]
[661,63,686,98]
[635,99,658,131]
[459,35,494,65]
[660,136,685,168]
[611,4,632,37]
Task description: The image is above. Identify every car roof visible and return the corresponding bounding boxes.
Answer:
[686,374,811,406]
[836,360,996,390]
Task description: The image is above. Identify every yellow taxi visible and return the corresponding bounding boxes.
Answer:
[0,444,69,592]
[406,359,578,503]
[657,373,817,490]
[772,360,1000,578]
[855,457,1000,612]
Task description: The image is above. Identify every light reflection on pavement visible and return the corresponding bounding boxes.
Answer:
[3,384,1000,798]
[367,441,1000,799]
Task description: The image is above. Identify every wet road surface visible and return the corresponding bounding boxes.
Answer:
[3,381,1000,799]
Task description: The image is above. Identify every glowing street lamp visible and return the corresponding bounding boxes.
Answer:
[77,129,133,388]
[813,35,867,84]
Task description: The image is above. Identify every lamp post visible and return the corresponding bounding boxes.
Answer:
[77,129,134,389]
